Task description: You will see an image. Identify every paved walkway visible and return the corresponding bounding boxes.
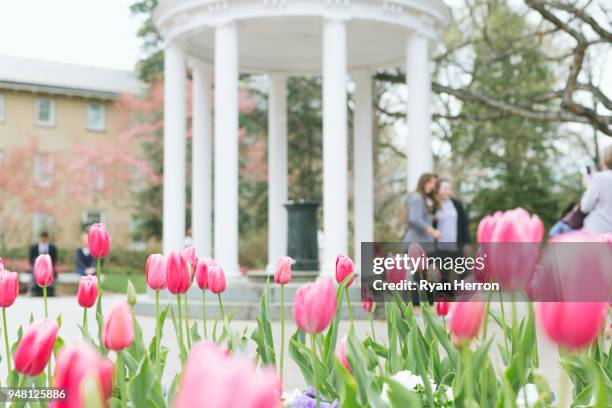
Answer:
[1,295,585,398]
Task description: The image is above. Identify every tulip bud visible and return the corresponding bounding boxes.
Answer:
[195,258,210,290]
[335,255,355,287]
[207,262,226,294]
[14,318,58,376]
[436,301,450,317]
[182,246,198,279]
[0,270,19,308]
[293,278,336,334]
[102,300,134,351]
[88,223,110,258]
[34,254,53,288]
[361,286,375,314]
[166,251,191,295]
[476,208,544,291]
[77,275,98,308]
[335,335,351,372]
[126,280,137,306]
[146,253,166,291]
[53,344,113,408]
[448,302,485,346]
[537,302,607,350]
[274,256,292,285]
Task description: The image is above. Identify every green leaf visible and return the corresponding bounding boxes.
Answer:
[384,377,422,408]
[127,354,165,408]
[421,306,458,366]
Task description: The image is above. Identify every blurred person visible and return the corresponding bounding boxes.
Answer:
[403,173,440,246]
[76,233,96,276]
[581,145,612,234]
[404,173,439,307]
[29,231,57,297]
[548,201,578,237]
[433,178,471,299]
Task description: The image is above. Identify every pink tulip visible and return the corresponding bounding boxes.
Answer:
[436,301,450,317]
[335,335,351,372]
[52,343,113,408]
[0,270,19,308]
[293,278,337,334]
[88,223,110,258]
[0,256,4,270]
[34,254,54,287]
[274,256,292,285]
[335,255,355,287]
[537,302,607,350]
[448,302,485,345]
[77,276,98,308]
[207,262,226,294]
[102,300,134,351]
[14,318,58,376]
[195,258,212,290]
[166,251,191,295]
[532,231,611,302]
[183,246,198,277]
[174,341,280,408]
[146,254,167,291]
[361,286,374,313]
[476,208,544,291]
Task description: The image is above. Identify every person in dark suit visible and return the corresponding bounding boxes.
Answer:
[76,233,96,276]
[433,178,471,299]
[29,231,58,296]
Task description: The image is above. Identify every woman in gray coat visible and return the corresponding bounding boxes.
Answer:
[404,173,441,245]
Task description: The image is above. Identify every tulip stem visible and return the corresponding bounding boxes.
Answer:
[183,294,191,349]
[369,313,377,342]
[43,286,48,318]
[217,293,225,325]
[280,285,286,385]
[155,291,161,380]
[176,295,185,351]
[310,334,320,408]
[345,287,354,327]
[82,307,88,333]
[498,292,510,359]
[96,257,101,293]
[481,290,493,340]
[201,290,208,340]
[2,307,10,374]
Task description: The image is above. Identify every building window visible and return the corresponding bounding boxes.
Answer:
[0,93,5,122]
[129,215,146,251]
[87,102,106,131]
[81,209,106,229]
[33,153,54,188]
[32,212,53,239]
[35,97,55,127]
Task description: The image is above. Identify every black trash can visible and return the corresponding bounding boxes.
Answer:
[284,201,319,271]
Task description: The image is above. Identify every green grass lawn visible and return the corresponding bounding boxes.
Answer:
[101,273,147,294]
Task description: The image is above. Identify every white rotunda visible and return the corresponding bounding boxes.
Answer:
[154,0,451,278]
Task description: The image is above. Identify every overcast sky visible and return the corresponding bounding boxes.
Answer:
[0,0,142,70]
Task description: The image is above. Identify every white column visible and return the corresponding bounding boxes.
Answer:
[214,22,240,277]
[163,44,186,254]
[353,70,374,267]
[267,74,288,272]
[321,18,348,276]
[405,33,433,192]
[191,61,213,257]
